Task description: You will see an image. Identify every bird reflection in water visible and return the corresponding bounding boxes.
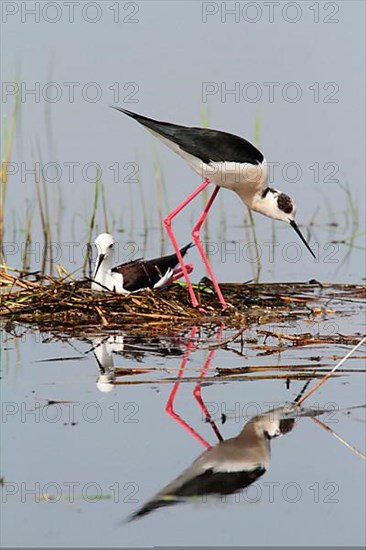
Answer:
[130,406,296,520]
[92,335,125,393]
[128,325,321,522]
[91,334,186,393]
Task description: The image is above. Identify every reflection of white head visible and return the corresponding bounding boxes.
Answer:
[249,406,295,440]
[93,336,124,393]
[96,373,115,393]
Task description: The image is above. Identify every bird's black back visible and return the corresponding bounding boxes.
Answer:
[129,466,265,521]
[112,243,192,292]
[175,465,266,497]
[112,107,264,165]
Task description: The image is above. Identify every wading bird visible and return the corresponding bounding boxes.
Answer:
[91,233,193,294]
[112,107,316,309]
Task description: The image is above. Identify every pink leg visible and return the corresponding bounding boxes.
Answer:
[170,263,193,283]
[165,326,212,449]
[192,186,227,309]
[193,323,225,442]
[164,179,211,307]
[193,349,223,442]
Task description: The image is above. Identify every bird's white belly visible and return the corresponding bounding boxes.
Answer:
[91,271,128,294]
[205,160,267,190]
[183,149,268,199]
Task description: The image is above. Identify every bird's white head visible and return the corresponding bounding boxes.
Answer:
[253,187,315,259]
[256,187,296,223]
[93,233,115,281]
[95,233,115,257]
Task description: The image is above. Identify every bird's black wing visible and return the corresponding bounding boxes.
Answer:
[112,243,192,292]
[112,107,263,165]
[175,465,266,498]
[128,466,266,521]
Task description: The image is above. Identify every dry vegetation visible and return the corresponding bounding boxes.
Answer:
[1,268,365,338]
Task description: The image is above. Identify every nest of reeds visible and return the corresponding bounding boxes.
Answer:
[1,269,365,336]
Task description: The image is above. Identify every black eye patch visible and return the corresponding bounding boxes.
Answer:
[277,193,293,214]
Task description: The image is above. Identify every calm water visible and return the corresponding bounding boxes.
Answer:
[2,300,365,546]
[2,1,365,547]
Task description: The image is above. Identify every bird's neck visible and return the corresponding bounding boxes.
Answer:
[94,343,114,370]
[246,190,279,220]
[236,421,271,465]
[238,420,263,439]
[93,254,113,282]
[239,417,273,442]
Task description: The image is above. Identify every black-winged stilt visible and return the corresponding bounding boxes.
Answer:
[91,233,193,294]
[128,406,295,521]
[112,107,316,309]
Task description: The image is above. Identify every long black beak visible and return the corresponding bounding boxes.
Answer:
[289,220,316,259]
[94,253,105,278]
